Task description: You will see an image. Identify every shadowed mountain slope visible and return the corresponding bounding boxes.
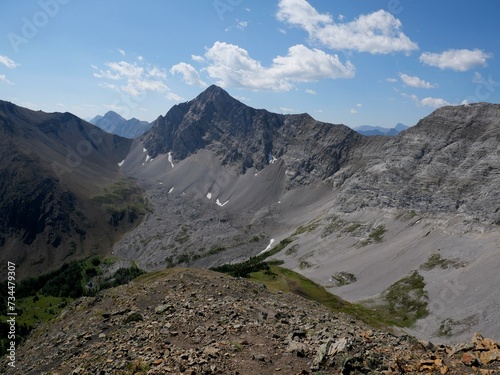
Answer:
[0,101,144,278]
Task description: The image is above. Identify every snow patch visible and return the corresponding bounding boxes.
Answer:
[142,147,147,153]
[206,192,212,200]
[259,239,275,255]
[168,187,174,194]
[118,160,125,167]
[268,152,277,164]
[146,154,151,162]
[168,152,175,168]
[216,199,229,207]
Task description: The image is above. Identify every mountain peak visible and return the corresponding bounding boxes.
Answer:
[103,111,126,120]
[194,84,241,106]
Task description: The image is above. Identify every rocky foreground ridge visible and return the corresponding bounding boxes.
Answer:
[4,268,500,374]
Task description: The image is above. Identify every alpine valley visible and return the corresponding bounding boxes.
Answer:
[2,85,500,373]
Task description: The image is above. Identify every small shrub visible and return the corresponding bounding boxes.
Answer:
[285,244,299,256]
[331,272,357,287]
[436,318,455,337]
[299,260,312,269]
[369,225,386,243]
[420,253,466,270]
[344,222,361,233]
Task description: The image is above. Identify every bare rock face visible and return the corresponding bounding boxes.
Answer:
[4,268,500,374]
[335,103,500,224]
[142,85,364,186]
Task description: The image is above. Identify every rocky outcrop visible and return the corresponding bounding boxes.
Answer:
[4,268,500,374]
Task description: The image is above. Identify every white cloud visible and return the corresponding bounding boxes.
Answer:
[148,66,167,80]
[279,106,299,113]
[192,54,205,63]
[138,55,144,61]
[399,73,437,88]
[203,41,354,91]
[277,0,418,54]
[166,92,184,102]
[397,89,450,108]
[237,20,248,30]
[271,44,355,81]
[98,82,118,90]
[305,89,316,95]
[419,49,492,72]
[472,71,483,84]
[170,62,207,87]
[419,97,450,108]
[0,74,14,85]
[0,55,18,69]
[386,77,397,83]
[118,49,126,56]
[93,60,169,97]
[277,0,332,34]
[350,108,357,114]
[356,103,362,107]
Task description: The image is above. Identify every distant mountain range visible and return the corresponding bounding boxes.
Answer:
[353,123,409,136]
[89,111,152,138]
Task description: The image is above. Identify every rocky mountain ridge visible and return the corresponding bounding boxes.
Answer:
[334,102,500,224]
[3,268,500,374]
[90,111,152,139]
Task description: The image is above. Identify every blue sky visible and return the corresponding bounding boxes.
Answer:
[1,0,499,128]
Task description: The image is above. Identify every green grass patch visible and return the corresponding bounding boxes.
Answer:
[298,260,312,269]
[91,179,149,227]
[369,225,386,242]
[331,272,357,287]
[293,221,320,236]
[396,210,418,220]
[359,225,386,246]
[343,222,361,233]
[0,257,144,356]
[211,237,293,278]
[420,253,466,270]
[285,244,299,256]
[362,271,428,327]
[436,318,455,338]
[247,266,391,330]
